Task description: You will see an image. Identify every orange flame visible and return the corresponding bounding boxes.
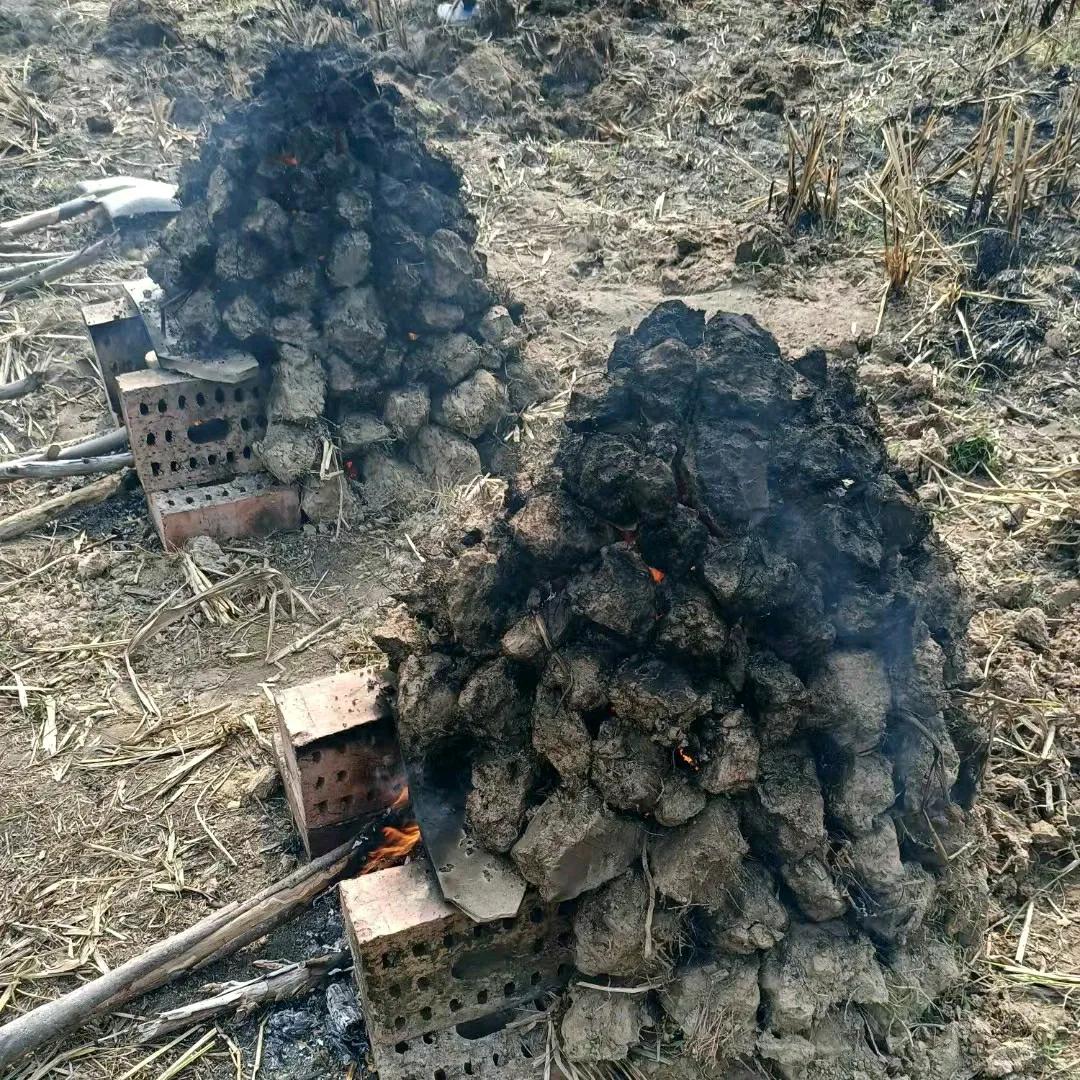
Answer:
[277,153,299,167]
[363,822,421,874]
[676,746,699,770]
[648,566,666,584]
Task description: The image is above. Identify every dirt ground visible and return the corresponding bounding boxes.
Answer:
[0,0,1077,1077]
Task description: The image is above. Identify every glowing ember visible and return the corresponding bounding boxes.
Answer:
[648,566,666,584]
[277,152,299,167]
[363,822,421,875]
[676,746,699,770]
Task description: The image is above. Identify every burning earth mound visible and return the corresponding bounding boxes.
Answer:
[149,48,520,513]
[385,302,988,1076]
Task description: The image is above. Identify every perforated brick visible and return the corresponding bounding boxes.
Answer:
[369,1007,555,1080]
[274,669,406,857]
[340,857,574,1047]
[116,367,269,492]
[148,473,299,551]
[82,295,153,416]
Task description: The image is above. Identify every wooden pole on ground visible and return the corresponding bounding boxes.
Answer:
[0,473,123,541]
[0,837,371,1071]
[0,452,133,482]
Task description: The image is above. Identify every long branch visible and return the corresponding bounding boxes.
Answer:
[0,835,374,1071]
[0,452,133,482]
[0,473,123,541]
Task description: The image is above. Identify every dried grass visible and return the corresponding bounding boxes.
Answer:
[778,111,844,231]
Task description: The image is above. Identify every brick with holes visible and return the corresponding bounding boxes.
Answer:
[116,367,270,492]
[368,1005,556,1080]
[339,854,574,1048]
[273,668,407,857]
[148,473,299,551]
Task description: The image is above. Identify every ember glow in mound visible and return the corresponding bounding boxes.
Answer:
[149,49,520,513]
[385,302,988,1075]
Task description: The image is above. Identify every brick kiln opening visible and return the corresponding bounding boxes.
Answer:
[147,47,520,521]
[377,301,990,1075]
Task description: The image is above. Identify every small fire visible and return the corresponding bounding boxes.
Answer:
[277,152,299,167]
[676,746,699,771]
[363,822,421,875]
[648,566,666,584]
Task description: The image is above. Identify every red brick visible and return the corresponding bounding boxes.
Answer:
[340,855,573,1047]
[274,669,406,857]
[116,367,269,492]
[148,473,299,551]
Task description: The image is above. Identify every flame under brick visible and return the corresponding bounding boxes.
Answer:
[388,301,988,1072]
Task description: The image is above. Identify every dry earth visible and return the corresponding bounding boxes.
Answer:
[0,0,1077,1077]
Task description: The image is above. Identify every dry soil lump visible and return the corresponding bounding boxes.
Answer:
[389,301,983,1074]
[149,46,517,506]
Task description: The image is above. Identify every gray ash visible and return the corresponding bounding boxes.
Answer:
[150,48,517,508]
[382,301,988,1073]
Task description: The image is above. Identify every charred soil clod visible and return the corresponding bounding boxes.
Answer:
[386,300,988,1074]
[150,48,517,514]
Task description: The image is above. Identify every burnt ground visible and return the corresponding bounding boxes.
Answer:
[0,0,1077,1077]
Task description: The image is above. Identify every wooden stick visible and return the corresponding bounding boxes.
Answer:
[13,426,129,464]
[135,950,350,1043]
[0,258,57,284]
[0,196,99,238]
[0,373,42,401]
[0,238,110,298]
[0,452,133,482]
[0,836,373,1070]
[0,250,76,262]
[0,473,123,541]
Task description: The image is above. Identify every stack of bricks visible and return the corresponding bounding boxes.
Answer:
[80,286,302,552]
[272,668,406,857]
[115,366,300,550]
[272,665,575,1076]
[340,857,573,1079]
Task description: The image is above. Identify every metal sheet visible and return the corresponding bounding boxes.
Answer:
[404,756,527,924]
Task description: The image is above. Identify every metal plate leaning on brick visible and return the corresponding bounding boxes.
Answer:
[339,858,574,1048]
[81,294,153,418]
